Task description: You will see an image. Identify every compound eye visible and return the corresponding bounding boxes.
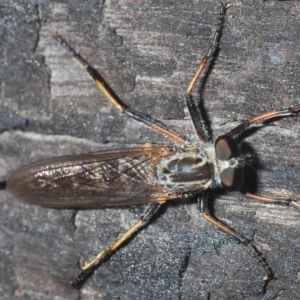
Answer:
[220,167,244,191]
[215,135,240,161]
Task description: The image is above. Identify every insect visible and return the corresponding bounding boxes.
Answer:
[7,2,300,289]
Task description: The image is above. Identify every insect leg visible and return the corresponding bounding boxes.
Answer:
[72,203,163,289]
[225,104,300,139]
[186,3,230,142]
[246,192,300,210]
[55,34,185,144]
[198,194,275,280]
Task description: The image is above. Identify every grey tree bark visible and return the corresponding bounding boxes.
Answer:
[0,1,299,299]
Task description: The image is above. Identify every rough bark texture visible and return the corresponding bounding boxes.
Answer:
[1,1,300,299]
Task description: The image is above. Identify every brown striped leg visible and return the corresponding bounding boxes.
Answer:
[198,195,275,280]
[56,34,185,144]
[186,3,230,142]
[226,104,300,139]
[246,192,300,210]
[72,203,162,289]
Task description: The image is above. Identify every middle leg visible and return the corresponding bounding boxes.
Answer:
[186,3,230,142]
[198,194,275,280]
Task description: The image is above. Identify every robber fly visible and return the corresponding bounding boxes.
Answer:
[7,3,300,288]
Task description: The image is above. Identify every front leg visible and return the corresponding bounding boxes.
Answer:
[225,104,300,139]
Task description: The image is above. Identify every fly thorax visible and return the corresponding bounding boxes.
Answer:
[155,150,214,192]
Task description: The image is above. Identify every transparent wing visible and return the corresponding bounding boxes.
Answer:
[7,146,177,208]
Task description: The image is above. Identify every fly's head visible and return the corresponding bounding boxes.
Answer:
[214,135,245,191]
